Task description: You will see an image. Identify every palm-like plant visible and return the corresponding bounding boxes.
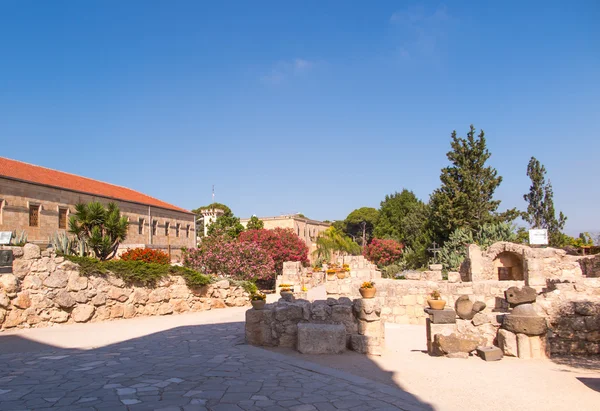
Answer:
[313,227,361,263]
[68,201,129,261]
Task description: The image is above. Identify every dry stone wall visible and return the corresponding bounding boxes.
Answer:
[0,245,249,330]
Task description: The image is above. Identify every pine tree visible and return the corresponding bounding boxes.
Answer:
[522,157,567,246]
[429,125,517,243]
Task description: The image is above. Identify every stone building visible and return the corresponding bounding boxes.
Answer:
[0,157,195,256]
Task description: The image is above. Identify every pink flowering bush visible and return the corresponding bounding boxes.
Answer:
[183,235,275,282]
[363,238,404,267]
[239,228,309,274]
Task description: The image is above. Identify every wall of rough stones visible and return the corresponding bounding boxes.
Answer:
[0,244,249,330]
[326,277,523,324]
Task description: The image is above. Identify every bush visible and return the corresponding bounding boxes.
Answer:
[65,256,212,287]
[183,235,275,282]
[363,238,404,267]
[120,248,170,264]
[239,228,309,274]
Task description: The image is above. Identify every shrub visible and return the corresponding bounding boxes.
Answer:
[183,235,275,282]
[239,228,309,273]
[363,238,404,267]
[120,248,170,264]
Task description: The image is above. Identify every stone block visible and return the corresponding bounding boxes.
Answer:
[297,323,346,354]
[350,334,382,355]
[353,298,381,322]
[497,329,518,357]
[448,271,461,283]
[505,286,537,305]
[477,346,503,361]
[429,264,443,271]
[511,303,536,316]
[516,333,531,359]
[433,333,478,355]
[22,243,41,260]
[357,319,383,337]
[503,314,547,335]
[425,308,456,324]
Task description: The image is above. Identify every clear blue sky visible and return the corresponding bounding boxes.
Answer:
[1,1,598,234]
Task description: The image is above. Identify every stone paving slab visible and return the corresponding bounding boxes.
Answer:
[0,315,432,410]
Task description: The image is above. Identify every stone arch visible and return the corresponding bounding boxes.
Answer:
[493,251,524,281]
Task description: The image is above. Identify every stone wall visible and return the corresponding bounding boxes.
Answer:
[326,277,523,324]
[0,245,249,330]
[579,254,600,278]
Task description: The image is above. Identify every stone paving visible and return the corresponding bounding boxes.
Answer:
[0,318,431,411]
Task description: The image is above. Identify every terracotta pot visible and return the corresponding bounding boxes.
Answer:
[427,299,446,310]
[326,273,336,281]
[359,287,376,299]
[280,290,293,296]
[336,272,345,279]
[251,300,266,310]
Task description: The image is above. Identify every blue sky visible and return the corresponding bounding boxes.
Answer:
[1,1,599,234]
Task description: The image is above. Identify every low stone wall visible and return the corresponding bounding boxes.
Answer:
[0,245,250,330]
[579,254,600,278]
[327,278,523,324]
[245,297,384,355]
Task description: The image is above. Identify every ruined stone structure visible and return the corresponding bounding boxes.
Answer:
[0,244,249,330]
[0,157,195,259]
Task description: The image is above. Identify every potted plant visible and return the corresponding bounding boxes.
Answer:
[427,290,446,310]
[359,281,376,298]
[343,264,351,278]
[278,284,294,296]
[326,268,337,280]
[250,293,267,310]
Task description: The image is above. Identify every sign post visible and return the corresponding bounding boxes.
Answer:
[529,229,549,246]
[0,231,12,246]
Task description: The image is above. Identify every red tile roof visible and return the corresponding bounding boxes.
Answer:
[0,157,192,214]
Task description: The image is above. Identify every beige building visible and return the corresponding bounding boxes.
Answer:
[240,214,330,257]
[0,157,195,257]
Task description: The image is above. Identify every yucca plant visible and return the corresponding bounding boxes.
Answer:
[10,230,28,246]
[68,201,129,261]
[312,227,361,262]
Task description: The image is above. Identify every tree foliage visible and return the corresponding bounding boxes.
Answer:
[522,156,567,247]
[313,227,361,264]
[239,228,309,274]
[344,207,379,246]
[429,125,518,243]
[207,215,245,239]
[68,201,129,261]
[191,202,233,217]
[246,216,264,230]
[363,238,403,267]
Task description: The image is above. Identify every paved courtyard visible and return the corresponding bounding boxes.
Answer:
[0,308,430,411]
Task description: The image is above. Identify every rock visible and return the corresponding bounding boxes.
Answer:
[123,304,136,319]
[72,304,95,322]
[503,315,547,335]
[3,309,25,327]
[212,299,226,309]
[511,303,537,316]
[498,329,518,356]
[107,286,129,302]
[0,274,18,293]
[91,293,106,306]
[131,288,149,304]
[275,304,303,322]
[0,308,5,323]
[55,291,76,308]
[297,323,346,354]
[353,299,382,322]
[50,310,69,323]
[477,346,503,361]
[326,298,339,306]
[425,309,456,324]
[67,273,88,291]
[472,312,490,326]
[171,299,190,313]
[110,304,124,318]
[213,279,230,289]
[43,271,69,288]
[573,301,599,316]
[22,275,42,290]
[13,292,31,309]
[245,309,275,347]
[106,276,125,287]
[350,334,382,355]
[429,264,443,271]
[72,291,88,303]
[0,290,10,308]
[433,333,479,354]
[447,271,461,283]
[455,295,475,320]
[12,259,33,279]
[280,292,295,303]
[158,303,173,315]
[169,285,189,299]
[505,286,537,305]
[149,288,169,303]
[310,302,332,321]
[472,301,486,313]
[22,243,41,260]
[516,333,531,359]
[447,352,469,359]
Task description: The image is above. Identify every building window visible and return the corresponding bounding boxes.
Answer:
[165,222,170,236]
[58,208,68,229]
[138,218,145,235]
[29,204,40,227]
[152,220,158,236]
[0,199,4,225]
[175,223,180,237]
[186,224,190,238]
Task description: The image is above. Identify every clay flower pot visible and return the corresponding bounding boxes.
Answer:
[336,272,345,279]
[251,300,266,310]
[427,299,446,310]
[359,287,376,299]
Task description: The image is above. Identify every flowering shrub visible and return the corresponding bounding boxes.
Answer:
[360,281,375,289]
[183,235,275,282]
[120,248,170,264]
[239,228,309,274]
[363,238,404,267]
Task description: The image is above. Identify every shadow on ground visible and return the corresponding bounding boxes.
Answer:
[0,318,433,410]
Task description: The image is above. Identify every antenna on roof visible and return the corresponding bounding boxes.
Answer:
[212,185,215,203]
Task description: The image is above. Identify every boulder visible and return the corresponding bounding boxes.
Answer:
[0,290,10,308]
[511,303,537,316]
[503,314,547,335]
[55,290,76,308]
[22,243,41,260]
[498,329,518,356]
[505,286,537,305]
[472,301,486,313]
[0,274,18,293]
[43,271,69,288]
[72,304,95,322]
[13,292,31,309]
[297,323,346,354]
[433,333,479,354]
[455,296,475,320]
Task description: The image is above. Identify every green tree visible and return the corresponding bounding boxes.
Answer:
[344,207,379,247]
[192,202,234,238]
[68,201,129,261]
[522,156,567,246]
[312,227,361,264]
[246,215,265,230]
[373,189,430,267]
[429,125,517,243]
[207,215,245,239]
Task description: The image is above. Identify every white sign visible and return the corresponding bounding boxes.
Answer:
[529,229,548,245]
[0,231,12,245]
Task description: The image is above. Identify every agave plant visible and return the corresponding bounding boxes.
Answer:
[10,230,28,246]
[68,201,129,261]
